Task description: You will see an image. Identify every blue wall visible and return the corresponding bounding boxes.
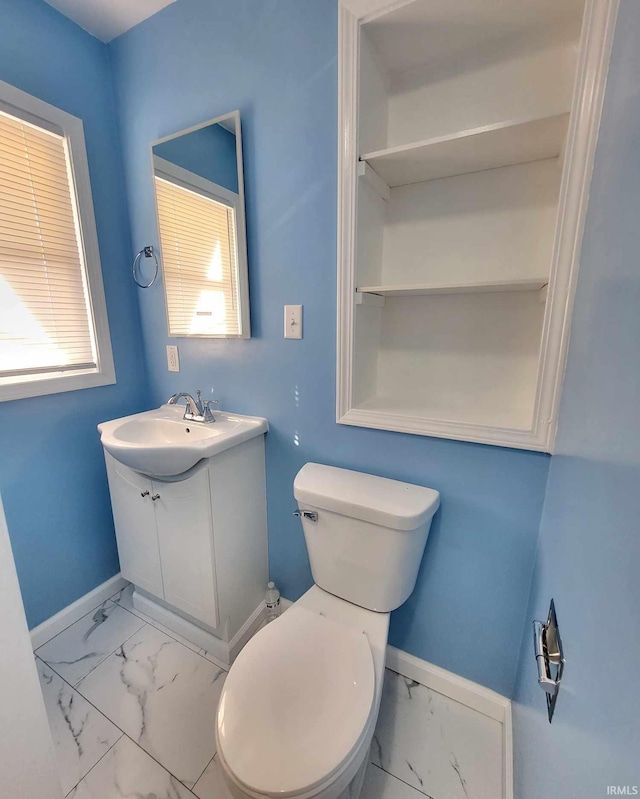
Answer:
[0,0,149,627]
[154,123,239,193]
[110,0,550,696]
[512,0,640,790]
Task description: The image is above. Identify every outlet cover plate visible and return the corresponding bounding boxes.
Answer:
[166,345,180,372]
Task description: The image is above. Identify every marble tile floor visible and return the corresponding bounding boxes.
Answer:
[35,584,503,799]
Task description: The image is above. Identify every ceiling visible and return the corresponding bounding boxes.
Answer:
[44,0,176,43]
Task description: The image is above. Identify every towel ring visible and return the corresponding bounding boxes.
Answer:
[132,246,159,288]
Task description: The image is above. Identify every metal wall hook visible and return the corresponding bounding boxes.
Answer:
[132,245,159,288]
[533,599,565,722]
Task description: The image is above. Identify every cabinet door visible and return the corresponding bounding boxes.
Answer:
[105,458,164,599]
[154,467,218,629]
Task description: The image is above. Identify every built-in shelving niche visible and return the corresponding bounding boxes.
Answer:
[337,0,619,451]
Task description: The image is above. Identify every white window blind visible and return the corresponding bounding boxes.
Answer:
[154,174,241,337]
[0,107,97,381]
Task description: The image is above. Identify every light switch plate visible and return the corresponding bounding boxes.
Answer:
[284,305,303,339]
[166,345,180,372]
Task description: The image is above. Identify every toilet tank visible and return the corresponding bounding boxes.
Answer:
[293,463,440,613]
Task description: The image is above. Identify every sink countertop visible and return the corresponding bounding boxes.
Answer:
[98,404,268,478]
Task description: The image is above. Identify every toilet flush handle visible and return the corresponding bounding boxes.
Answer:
[293,510,318,522]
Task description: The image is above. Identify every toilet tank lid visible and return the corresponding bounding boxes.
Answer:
[294,463,440,531]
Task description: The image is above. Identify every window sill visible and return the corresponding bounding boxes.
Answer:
[0,366,116,402]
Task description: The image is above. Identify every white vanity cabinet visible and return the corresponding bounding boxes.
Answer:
[105,459,165,600]
[153,468,218,628]
[103,432,268,662]
[107,460,218,628]
[337,0,619,451]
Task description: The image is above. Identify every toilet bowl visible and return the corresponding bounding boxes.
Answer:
[216,463,439,799]
[216,586,388,799]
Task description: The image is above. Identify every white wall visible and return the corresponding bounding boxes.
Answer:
[0,495,62,799]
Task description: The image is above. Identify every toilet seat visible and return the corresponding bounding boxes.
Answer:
[216,604,376,797]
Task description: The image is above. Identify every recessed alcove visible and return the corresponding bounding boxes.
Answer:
[338,0,612,450]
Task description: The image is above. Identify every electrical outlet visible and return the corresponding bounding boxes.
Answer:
[166,345,180,372]
[284,305,303,339]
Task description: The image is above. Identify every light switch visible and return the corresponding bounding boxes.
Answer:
[284,305,303,339]
[166,345,180,372]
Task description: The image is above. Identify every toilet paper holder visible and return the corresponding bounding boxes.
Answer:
[533,599,564,723]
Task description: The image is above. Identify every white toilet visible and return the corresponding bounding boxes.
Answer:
[215,462,440,799]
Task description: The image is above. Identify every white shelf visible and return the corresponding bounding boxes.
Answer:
[357,277,549,298]
[360,113,569,188]
[352,395,536,435]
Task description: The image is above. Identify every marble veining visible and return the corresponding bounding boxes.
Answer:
[35,592,503,799]
[371,669,503,799]
[83,605,109,640]
[450,753,469,799]
[362,764,432,799]
[75,623,226,789]
[68,735,196,799]
[36,658,122,795]
[111,583,228,669]
[36,600,146,686]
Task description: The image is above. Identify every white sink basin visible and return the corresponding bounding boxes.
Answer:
[98,405,268,477]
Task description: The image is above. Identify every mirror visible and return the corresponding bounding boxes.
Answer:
[151,110,250,338]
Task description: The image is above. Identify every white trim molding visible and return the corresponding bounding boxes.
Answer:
[336,3,359,437]
[132,589,266,668]
[539,0,620,451]
[29,573,128,651]
[386,645,513,799]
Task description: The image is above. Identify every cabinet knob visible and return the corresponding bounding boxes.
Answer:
[151,494,161,501]
[140,490,150,498]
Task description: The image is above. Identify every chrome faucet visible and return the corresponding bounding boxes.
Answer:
[167,390,217,423]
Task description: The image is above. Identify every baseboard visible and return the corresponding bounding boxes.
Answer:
[385,645,509,721]
[132,590,267,667]
[502,696,513,799]
[384,646,513,799]
[30,573,128,650]
[280,598,512,799]
[228,601,268,661]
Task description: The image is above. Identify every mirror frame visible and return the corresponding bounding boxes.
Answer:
[150,109,251,339]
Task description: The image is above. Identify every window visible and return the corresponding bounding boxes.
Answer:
[153,157,243,337]
[0,79,114,401]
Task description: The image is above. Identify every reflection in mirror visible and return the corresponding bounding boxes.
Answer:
[152,110,250,338]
